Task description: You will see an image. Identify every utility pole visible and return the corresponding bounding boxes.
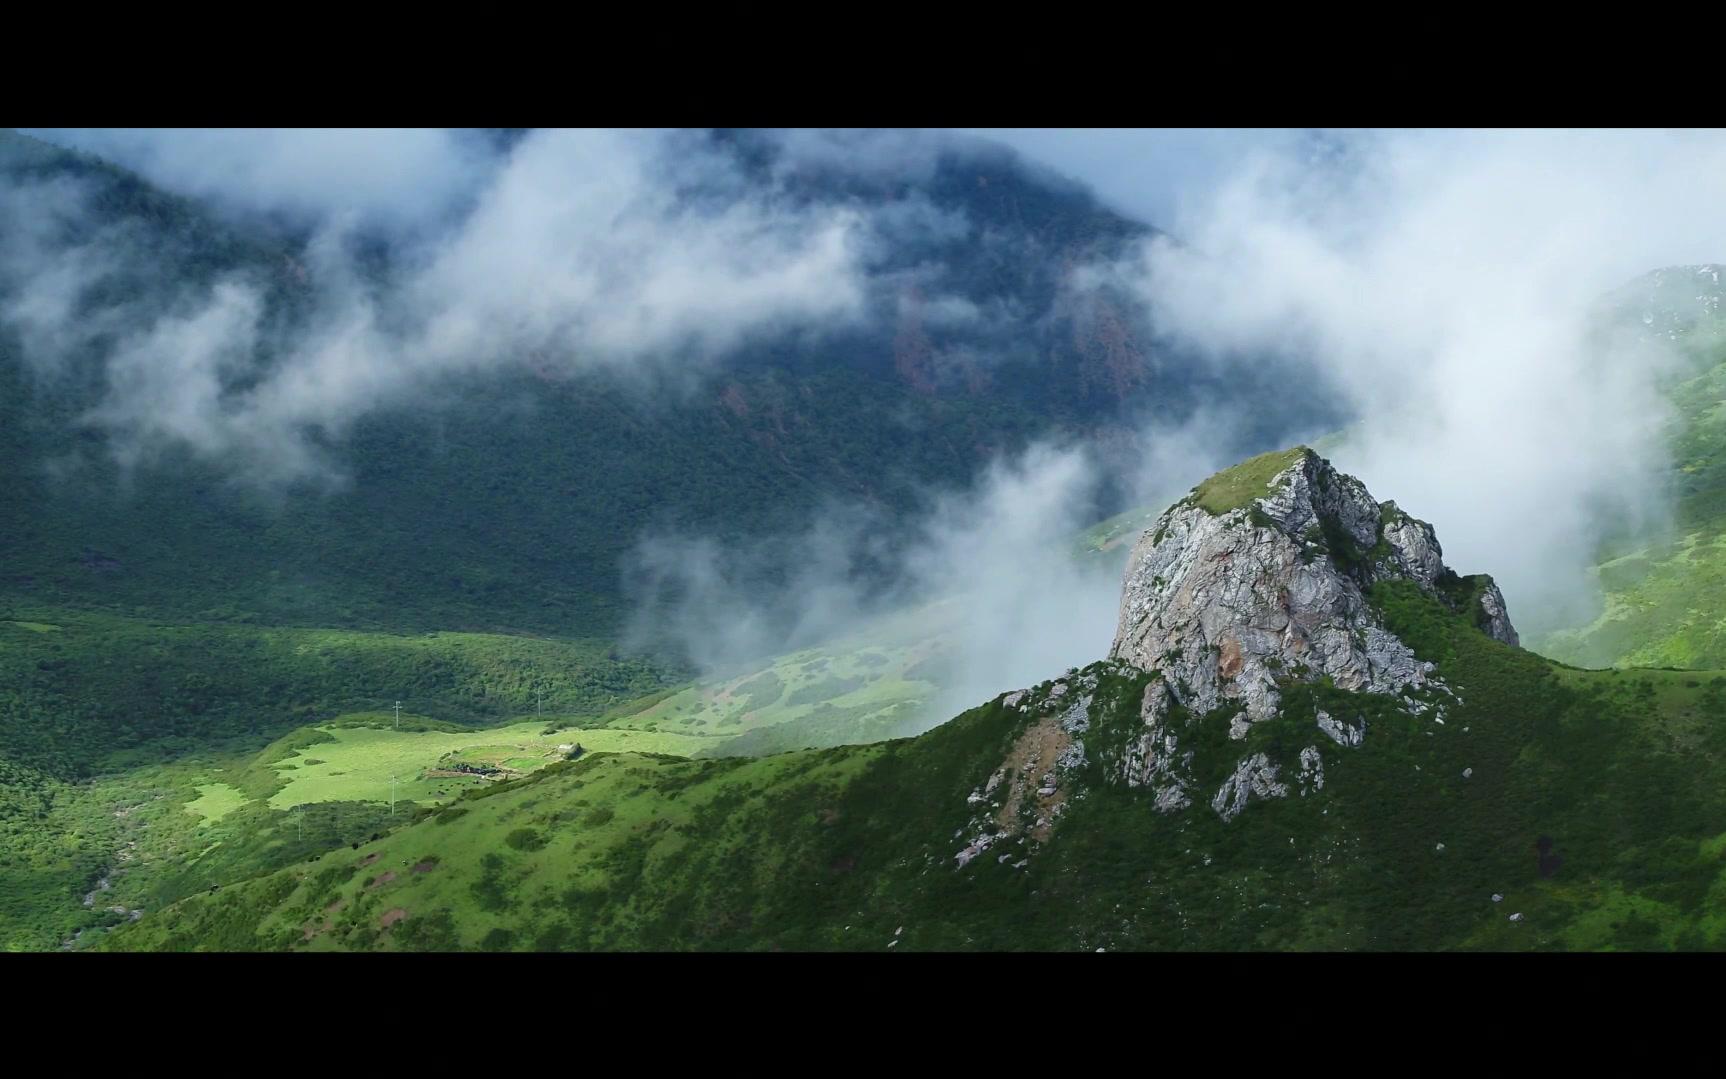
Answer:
[394,700,401,729]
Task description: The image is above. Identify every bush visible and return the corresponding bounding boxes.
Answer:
[505,827,547,851]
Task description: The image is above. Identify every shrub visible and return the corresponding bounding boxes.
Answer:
[505,827,547,852]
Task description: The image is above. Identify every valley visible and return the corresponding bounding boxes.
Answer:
[7,128,1726,954]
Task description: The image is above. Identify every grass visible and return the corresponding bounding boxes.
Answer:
[615,602,954,749]
[1074,506,1161,555]
[1534,339,1726,669]
[185,784,249,825]
[0,540,1099,950]
[1190,447,1309,515]
[0,606,679,781]
[99,581,1726,952]
[264,720,723,810]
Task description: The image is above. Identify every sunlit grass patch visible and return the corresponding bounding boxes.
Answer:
[1190,447,1308,515]
[265,720,723,810]
[184,783,250,825]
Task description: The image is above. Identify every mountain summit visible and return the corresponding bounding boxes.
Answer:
[1109,447,1518,812]
[1114,448,1518,714]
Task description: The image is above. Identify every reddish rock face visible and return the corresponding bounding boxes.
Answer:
[1217,636,1244,680]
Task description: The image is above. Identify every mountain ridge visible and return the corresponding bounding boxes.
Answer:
[95,449,1726,952]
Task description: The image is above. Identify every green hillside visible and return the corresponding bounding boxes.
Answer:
[1537,266,1726,668]
[12,129,1726,956]
[0,508,1126,951]
[0,609,687,951]
[100,576,1726,952]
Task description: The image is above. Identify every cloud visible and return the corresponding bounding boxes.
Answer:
[768,128,953,184]
[405,129,868,368]
[15,126,1722,674]
[0,175,135,372]
[962,128,1322,229]
[25,128,501,234]
[622,441,1128,731]
[1108,129,1726,632]
[2,129,888,485]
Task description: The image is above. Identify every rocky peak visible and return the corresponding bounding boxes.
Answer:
[1111,447,1517,735]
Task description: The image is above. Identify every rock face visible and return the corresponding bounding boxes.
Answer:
[1120,680,1193,811]
[1477,582,1520,648]
[1316,710,1366,748]
[1107,447,1518,818]
[1211,753,1288,822]
[979,448,1521,830]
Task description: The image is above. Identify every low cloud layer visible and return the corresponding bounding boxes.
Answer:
[27,128,502,234]
[622,422,1260,729]
[1084,129,1726,634]
[630,128,1726,715]
[9,126,1726,712]
[623,443,1127,729]
[3,130,890,484]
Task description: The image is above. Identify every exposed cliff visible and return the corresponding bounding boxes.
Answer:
[1105,447,1518,816]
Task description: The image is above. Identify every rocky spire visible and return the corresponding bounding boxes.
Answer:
[1111,447,1517,743]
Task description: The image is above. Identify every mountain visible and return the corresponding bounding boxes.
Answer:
[1536,265,1726,668]
[101,450,1726,951]
[0,128,1340,645]
[0,127,1345,950]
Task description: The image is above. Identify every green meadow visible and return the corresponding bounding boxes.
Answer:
[103,580,1726,952]
[265,720,723,810]
[185,784,250,825]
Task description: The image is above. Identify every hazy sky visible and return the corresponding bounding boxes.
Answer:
[959,128,1323,227]
[32,127,1316,234]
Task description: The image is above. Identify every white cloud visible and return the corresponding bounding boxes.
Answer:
[624,441,1126,728]
[27,128,499,233]
[1115,129,1726,630]
[4,129,880,484]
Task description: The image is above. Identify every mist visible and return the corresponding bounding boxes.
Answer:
[623,443,1123,728]
[1,129,963,486]
[9,127,1726,718]
[6,128,1154,490]
[1081,129,1726,637]
[624,128,1726,717]
[622,416,1261,730]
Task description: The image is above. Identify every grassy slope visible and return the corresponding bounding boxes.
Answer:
[1,529,1123,951]
[0,609,679,951]
[103,585,1726,952]
[1507,265,1726,668]
[0,609,676,780]
[1538,342,1726,667]
[0,706,731,952]
[262,721,721,810]
[1189,447,1308,515]
[615,603,952,753]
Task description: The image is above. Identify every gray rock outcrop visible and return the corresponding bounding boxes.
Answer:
[1119,680,1193,812]
[1477,582,1520,647]
[1316,710,1366,748]
[1111,448,1518,740]
[1211,753,1289,822]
